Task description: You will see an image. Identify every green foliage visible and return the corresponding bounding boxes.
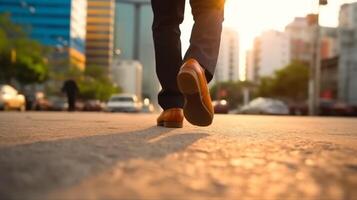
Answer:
[256,61,309,101]
[14,55,48,84]
[78,78,120,101]
[0,13,49,84]
[79,66,120,101]
[256,76,275,98]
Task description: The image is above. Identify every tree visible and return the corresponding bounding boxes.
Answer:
[0,13,49,84]
[256,76,275,98]
[256,61,309,102]
[77,65,120,101]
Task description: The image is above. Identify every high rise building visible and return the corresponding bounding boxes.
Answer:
[338,3,357,105]
[0,0,87,69]
[339,3,357,28]
[253,30,290,78]
[85,0,114,71]
[321,56,338,100]
[285,16,338,63]
[111,59,142,99]
[114,2,159,103]
[212,27,239,84]
[320,27,338,60]
[285,17,313,63]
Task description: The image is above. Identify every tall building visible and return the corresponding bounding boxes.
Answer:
[338,3,357,105]
[285,17,313,63]
[253,30,290,78]
[285,16,338,63]
[0,0,87,69]
[212,27,239,84]
[85,0,114,71]
[320,27,338,60]
[321,56,338,100]
[114,2,159,103]
[111,59,142,99]
[339,3,357,28]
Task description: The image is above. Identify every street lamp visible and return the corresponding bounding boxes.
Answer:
[115,0,150,61]
[319,0,328,6]
[308,0,328,116]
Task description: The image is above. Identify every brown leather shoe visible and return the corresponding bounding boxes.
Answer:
[177,58,214,126]
[157,108,184,128]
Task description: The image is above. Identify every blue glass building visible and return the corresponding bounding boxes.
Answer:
[0,0,87,69]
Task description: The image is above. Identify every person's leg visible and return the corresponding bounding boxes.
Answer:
[67,94,75,111]
[176,0,224,126]
[184,0,225,82]
[151,0,186,110]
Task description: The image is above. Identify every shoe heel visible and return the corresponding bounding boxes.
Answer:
[164,121,183,128]
[157,121,164,127]
[177,70,200,95]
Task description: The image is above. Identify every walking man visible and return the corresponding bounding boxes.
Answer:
[61,79,79,112]
[153,0,225,128]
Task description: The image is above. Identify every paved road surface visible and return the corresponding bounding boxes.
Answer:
[0,112,356,200]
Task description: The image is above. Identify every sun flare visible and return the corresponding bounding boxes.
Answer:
[181,0,357,81]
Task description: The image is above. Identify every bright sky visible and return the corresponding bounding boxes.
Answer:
[180,0,357,80]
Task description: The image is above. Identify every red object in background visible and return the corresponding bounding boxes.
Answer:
[321,90,333,99]
[218,89,227,98]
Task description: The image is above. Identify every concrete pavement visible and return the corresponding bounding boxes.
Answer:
[0,112,356,200]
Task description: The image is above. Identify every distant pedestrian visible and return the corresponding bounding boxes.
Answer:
[61,79,79,112]
[153,0,225,128]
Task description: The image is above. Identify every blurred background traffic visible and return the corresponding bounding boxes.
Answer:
[1,0,357,116]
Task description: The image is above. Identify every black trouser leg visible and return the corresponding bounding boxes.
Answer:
[151,0,186,110]
[67,94,76,111]
[184,0,225,82]
[151,0,224,110]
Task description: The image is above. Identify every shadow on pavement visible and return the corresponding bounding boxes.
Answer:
[0,126,209,200]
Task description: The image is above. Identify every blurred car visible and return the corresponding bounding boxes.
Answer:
[141,98,155,113]
[239,97,289,115]
[28,92,52,111]
[212,99,229,114]
[75,100,84,111]
[319,99,355,116]
[48,97,68,111]
[289,102,308,115]
[106,94,142,112]
[47,96,85,111]
[83,100,104,112]
[0,84,26,111]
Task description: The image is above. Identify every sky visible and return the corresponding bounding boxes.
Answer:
[180,0,357,80]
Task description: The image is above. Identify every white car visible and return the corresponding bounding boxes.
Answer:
[0,85,26,111]
[239,97,289,115]
[106,94,142,112]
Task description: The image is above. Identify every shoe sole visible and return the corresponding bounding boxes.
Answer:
[177,70,213,126]
[157,121,183,128]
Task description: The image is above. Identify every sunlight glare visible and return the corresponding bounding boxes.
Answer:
[181,0,357,81]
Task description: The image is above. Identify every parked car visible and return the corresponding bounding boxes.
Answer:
[26,92,52,111]
[106,94,142,112]
[141,98,155,113]
[289,102,308,115]
[239,97,289,115]
[319,99,355,116]
[48,97,68,111]
[213,99,229,114]
[0,84,26,111]
[83,100,104,112]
